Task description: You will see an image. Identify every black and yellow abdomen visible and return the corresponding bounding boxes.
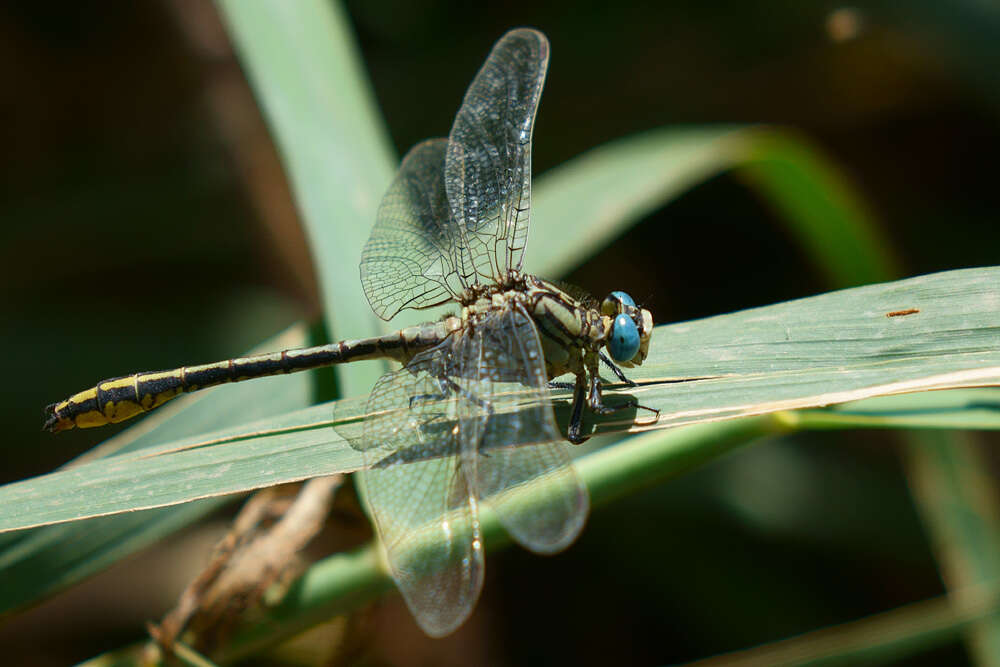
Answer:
[44,318,460,433]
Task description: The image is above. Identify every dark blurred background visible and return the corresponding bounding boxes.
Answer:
[1,1,998,664]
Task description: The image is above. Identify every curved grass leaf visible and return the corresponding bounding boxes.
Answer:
[790,388,1000,430]
[679,580,1000,667]
[530,126,896,285]
[2,266,997,535]
[904,431,1000,663]
[217,0,396,394]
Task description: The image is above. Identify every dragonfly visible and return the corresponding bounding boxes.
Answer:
[44,28,655,636]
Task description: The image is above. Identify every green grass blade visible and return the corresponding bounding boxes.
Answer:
[729,128,899,286]
[0,326,316,615]
[529,126,896,283]
[789,389,1000,430]
[905,431,1000,663]
[530,127,742,275]
[2,267,998,534]
[216,0,398,541]
[217,0,396,395]
[679,582,1000,667]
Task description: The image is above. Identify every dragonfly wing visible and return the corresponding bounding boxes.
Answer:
[360,138,459,320]
[469,304,589,553]
[445,28,548,283]
[478,435,588,554]
[361,29,548,319]
[344,341,486,637]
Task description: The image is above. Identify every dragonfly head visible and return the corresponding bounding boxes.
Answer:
[601,292,652,368]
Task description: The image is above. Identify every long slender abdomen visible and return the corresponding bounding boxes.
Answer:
[43,319,457,432]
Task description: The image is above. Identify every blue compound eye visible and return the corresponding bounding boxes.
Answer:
[602,290,637,316]
[611,291,636,309]
[608,313,640,362]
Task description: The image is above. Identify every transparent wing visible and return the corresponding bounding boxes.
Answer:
[360,29,548,320]
[360,139,459,321]
[471,304,589,552]
[478,434,588,553]
[445,28,548,284]
[341,339,485,637]
[337,304,586,634]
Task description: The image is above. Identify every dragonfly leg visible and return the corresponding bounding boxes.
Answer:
[408,391,448,409]
[567,355,642,444]
[598,352,636,387]
[587,354,660,424]
[588,368,637,415]
[566,374,589,445]
[438,376,492,412]
[409,375,492,411]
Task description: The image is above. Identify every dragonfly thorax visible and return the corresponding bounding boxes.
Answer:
[455,269,528,307]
